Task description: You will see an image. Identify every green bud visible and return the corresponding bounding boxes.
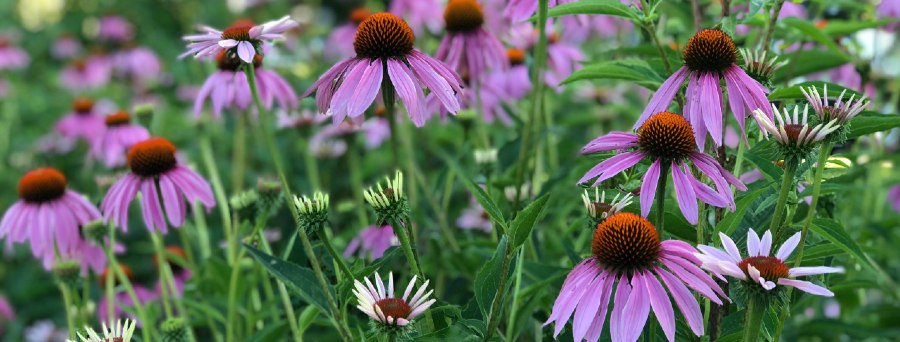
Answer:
[161,318,187,342]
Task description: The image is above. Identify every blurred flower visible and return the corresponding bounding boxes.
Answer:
[343,224,398,260]
[389,0,444,35]
[54,97,108,145]
[503,48,532,100]
[194,51,297,118]
[888,185,900,214]
[35,133,77,154]
[312,115,391,150]
[504,0,577,23]
[98,265,157,326]
[589,13,635,39]
[302,13,463,127]
[97,15,134,43]
[736,2,806,35]
[877,0,900,30]
[59,55,112,91]
[436,0,508,83]
[545,33,584,91]
[112,46,162,83]
[51,34,81,60]
[101,138,215,233]
[828,64,876,98]
[456,196,492,233]
[0,36,29,70]
[580,112,745,224]
[181,16,297,64]
[544,213,727,342]
[309,139,347,158]
[426,71,514,125]
[639,29,773,150]
[724,126,740,149]
[153,246,193,298]
[0,294,13,337]
[696,230,844,296]
[325,8,370,61]
[0,168,102,269]
[24,320,67,342]
[70,319,136,342]
[92,111,150,168]
[276,109,328,130]
[353,272,435,327]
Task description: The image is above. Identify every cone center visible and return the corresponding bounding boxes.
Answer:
[592,213,661,271]
[354,13,415,60]
[638,112,696,160]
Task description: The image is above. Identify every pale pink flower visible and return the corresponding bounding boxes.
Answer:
[181,16,298,64]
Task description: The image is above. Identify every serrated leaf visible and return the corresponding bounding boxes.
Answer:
[846,111,900,139]
[544,0,640,21]
[474,236,517,322]
[244,244,335,317]
[715,188,767,235]
[772,50,850,84]
[781,17,841,52]
[509,194,550,250]
[767,81,862,101]
[808,219,872,268]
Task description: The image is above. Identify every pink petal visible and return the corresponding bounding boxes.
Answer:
[640,160,662,218]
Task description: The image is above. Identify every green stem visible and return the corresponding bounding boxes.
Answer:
[769,163,798,233]
[732,134,747,194]
[199,121,234,264]
[401,132,460,253]
[302,137,322,191]
[656,162,671,235]
[742,300,766,342]
[60,283,76,340]
[192,201,212,260]
[761,0,786,55]
[346,142,369,227]
[155,232,197,342]
[512,0,550,215]
[391,219,422,279]
[226,248,249,342]
[316,229,354,280]
[232,110,248,192]
[258,238,306,342]
[150,234,174,320]
[105,255,115,326]
[384,81,401,168]
[176,226,199,276]
[245,62,352,342]
[483,243,514,342]
[505,248,525,340]
[104,223,153,342]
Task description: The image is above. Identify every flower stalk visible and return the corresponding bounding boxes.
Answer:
[655,162,671,235]
[761,0,786,56]
[769,162,798,232]
[742,299,766,342]
[198,120,234,265]
[104,222,154,342]
[60,282,75,340]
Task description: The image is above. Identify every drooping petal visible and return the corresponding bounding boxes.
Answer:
[572,270,612,341]
[347,59,384,118]
[643,271,676,342]
[654,266,704,336]
[609,275,631,342]
[671,161,699,224]
[640,160,662,219]
[620,272,651,342]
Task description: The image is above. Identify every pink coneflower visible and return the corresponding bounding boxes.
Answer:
[695,230,844,296]
[0,37,29,70]
[801,84,870,127]
[436,0,508,83]
[101,138,215,233]
[112,46,162,82]
[638,29,773,150]
[389,0,444,35]
[325,9,371,61]
[180,16,297,64]
[545,33,584,90]
[343,224,398,260]
[195,51,297,118]
[55,97,107,144]
[353,272,436,327]
[97,15,134,42]
[276,109,328,130]
[60,56,113,90]
[51,34,82,60]
[753,105,838,151]
[312,115,391,150]
[579,112,746,224]
[456,197,492,233]
[503,48,532,100]
[0,294,14,337]
[0,168,102,269]
[544,213,727,342]
[879,0,900,30]
[98,265,158,326]
[302,13,463,127]
[92,111,150,168]
[504,0,577,23]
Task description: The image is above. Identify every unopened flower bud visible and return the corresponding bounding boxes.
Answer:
[230,190,260,222]
[162,318,187,342]
[294,192,330,234]
[53,260,82,288]
[363,171,410,225]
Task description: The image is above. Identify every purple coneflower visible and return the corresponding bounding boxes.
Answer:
[302,13,463,127]
[98,265,157,326]
[112,46,162,82]
[504,48,532,100]
[753,105,838,150]
[353,272,435,327]
[436,0,508,83]
[639,29,773,149]
[389,0,444,35]
[0,37,29,70]
[325,9,371,61]
[580,112,746,224]
[504,0,577,23]
[544,213,727,342]
[55,97,108,146]
[101,138,215,233]
[344,224,398,260]
[60,56,113,90]
[456,197,493,233]
[195,51,297,118]
[92,111,150,168]
[97,15,134,42]
[51,34,82,60]
[582,189,633,222]
[180,16,297,64]
[312,115,391,150]
[695,230,844,296]
[545,33,584,91]
[0,168,102,269]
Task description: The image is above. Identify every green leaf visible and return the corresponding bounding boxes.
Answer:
[465,179,508,230]
[715,188,767,236]
[245,321,289,342]
[797,244,846,261]
[797,183,857,197]
[410,323,479,342]
[743,0,769,24]
[767,81,862,101]
[744,152,783,181]
[772,50,850,84]
[822,19,900,36]
[562,59,664,90]
[846,111,900,139]
[244,244,335,317]
[508,194,550,250]
[473,236,516,322]
[808,219,872,268]
[781,17,841,52]
[719,16,737,37]
[544,0,639,21]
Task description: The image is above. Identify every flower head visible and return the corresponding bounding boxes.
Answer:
[364,171,410,223]
[800,85,869,142]
[696,230,844,299]
[354,272,435,330]
[0,36,29,71]
[60,55,113,91]
[544,213,728,342]
[302,13,463,127]
[436,0,508,82]
[580,112,746,224]
[753,104,837,164]
[55,97,108,144]
[101,138,215,233]
[344,225,399,260]
[739,49,787,87]
[92,111,150,168]
[582,189,633,225]
[181,16,297,64]
[69,319,136,342]
[194,51,297,118]
[294,192,330,234]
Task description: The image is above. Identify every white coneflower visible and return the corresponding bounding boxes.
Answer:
[800,84,869,126]
[581,188,633,221]
[69,319,136,342]
[754,104,838,149]
[353,272,435,327]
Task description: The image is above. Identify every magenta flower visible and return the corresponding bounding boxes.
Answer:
[879,0,900,30]
[54,97,108,145]
[112,46,162,82]
[579,112,746,224]
[97,15,134,42]
[181,15,297,64]
[98,265,158,326]
[101,138,215,233]
[436,0,508,83]
[544,213,727,342]
[343,224,398,260]
[325,9,371,61]
[195,52,297,118]
[695,230,844,296]
[51,34,82,60]
[545,33,584,90]
[504,48,532,100]
[888,185,900,214]
[59,56,113,90]
[92,111,151,168]
[302,13,463,127]
[638,29,773,150]
[0,168,102,269]
[0,37,29,70]
[389,0,444,35]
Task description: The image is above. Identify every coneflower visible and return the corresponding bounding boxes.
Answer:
[180,16,297,64]
[353,272,435,331]
[92,111,150,168]
[435,0,508,83]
